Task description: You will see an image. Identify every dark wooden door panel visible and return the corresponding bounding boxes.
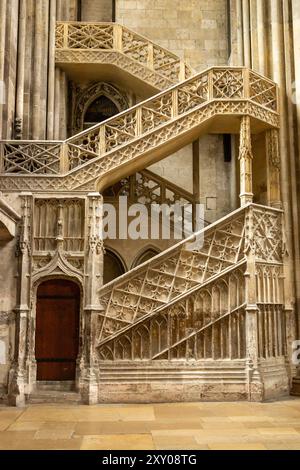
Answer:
[35,280,80,381]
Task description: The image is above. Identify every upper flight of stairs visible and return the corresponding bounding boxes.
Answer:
[0,22,279,193]
[0,72,278,193]
[55,21,194,93]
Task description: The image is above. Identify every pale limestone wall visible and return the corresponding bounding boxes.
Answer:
[197,135,233,223]
[81,0,113,21]
[149,145,193,193]
[116,1,231,219]
[116,0,229,71]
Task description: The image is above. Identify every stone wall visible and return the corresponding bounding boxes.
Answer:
[117,0,232,221]
[81,0,113,21]
[116,0,229,71]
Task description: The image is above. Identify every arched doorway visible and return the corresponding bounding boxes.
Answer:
[83,95,119,129]
[35,279,80,381]
[104,249,126,284]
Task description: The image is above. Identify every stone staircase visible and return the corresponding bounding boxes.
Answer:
[0,23,288,403]
[28,382,81,404]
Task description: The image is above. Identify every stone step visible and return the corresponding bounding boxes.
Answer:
[36,380,75,392]
[28,390,82,404]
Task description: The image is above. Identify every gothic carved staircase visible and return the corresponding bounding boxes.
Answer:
[96,203,286,401]
[0,22,279,193]
[0,67,278,192]
[96,204,284,355]
[0,23,288,402]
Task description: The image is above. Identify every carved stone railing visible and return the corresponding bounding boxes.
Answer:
[103,169,209,234]
[97,205,247,344]
[55,21,194,89]
[98,264,247,361]
[97,204,285,363]
[0,68,279,192]
[0,141,62,175]
[104,169,195,206]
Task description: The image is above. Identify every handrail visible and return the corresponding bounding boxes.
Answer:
[0,67,279,190]
[55,21,194,83]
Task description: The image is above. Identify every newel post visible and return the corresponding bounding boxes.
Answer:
[239,116,254,206]
[244,205,263,401]
[80,193,104,405]
[113,23,123,52]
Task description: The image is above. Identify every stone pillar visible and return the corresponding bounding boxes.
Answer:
[0,0,7,139]
[239,116,253,206]
[54,68,61,140]
[8,193,33,406]
[47,0,56,139]
[15,0,27,139]
[80,193,104,405]
[266,129,282,209]
[32,0,43,139]
[236,0,244,65]
[270,1,300,392]
[242,0,251,67]
[244,205,263,401]
[256,0,267,75]
[192,140,200,231]
[290,0,300,393]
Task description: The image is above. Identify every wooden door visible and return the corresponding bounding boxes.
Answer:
[35,280,80,381]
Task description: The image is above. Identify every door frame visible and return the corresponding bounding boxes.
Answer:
[29,275,84,391]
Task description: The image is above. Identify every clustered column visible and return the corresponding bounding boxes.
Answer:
[80,193,105,405]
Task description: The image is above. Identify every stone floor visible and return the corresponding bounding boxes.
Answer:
[0,398,300,450]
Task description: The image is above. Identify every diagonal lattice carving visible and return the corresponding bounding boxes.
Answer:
[249,71,277,111]
[97,206,284,361]
[97,207,246,345]
[55,22,194,86]
[98,264,247,361]
[67,23,114,49]
[2,142,61,175]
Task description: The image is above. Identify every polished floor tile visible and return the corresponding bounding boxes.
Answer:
[0,398,300,450]
[80,434,154,450]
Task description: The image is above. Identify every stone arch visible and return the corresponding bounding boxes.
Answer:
[104,248,126,284]
[131,246,161,269]
[73,82,129,133]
